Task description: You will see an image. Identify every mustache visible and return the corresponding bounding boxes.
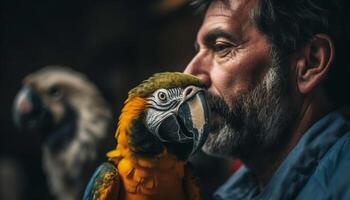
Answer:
[206,93,244,131]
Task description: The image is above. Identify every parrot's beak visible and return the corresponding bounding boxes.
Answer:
[177,86,210,154]
[156,86,210,154]
[13,86,52,132]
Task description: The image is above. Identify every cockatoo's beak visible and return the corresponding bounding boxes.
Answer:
[13,86,51,131]
[155,85,210,154]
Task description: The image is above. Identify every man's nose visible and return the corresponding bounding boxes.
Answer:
[184,53,211,87]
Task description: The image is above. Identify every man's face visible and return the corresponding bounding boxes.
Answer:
[184,0,295,159]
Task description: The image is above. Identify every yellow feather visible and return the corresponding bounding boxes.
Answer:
[117,159,134,176]
[139,185,157,195]
[142,177,156,189]
[134,167,150,180]
[157,155,177,170]
[106,149,121,158]
[123,178,137,193]
[136,159,156,168]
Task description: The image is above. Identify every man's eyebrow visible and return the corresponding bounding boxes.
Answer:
[203,28,238,45]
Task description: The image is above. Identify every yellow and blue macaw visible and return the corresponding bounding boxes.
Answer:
[83,72,210,200]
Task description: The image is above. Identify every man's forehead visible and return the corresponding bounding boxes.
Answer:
[205,0,256,17]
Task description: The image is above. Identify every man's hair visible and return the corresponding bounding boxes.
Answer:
[191,0,350,106]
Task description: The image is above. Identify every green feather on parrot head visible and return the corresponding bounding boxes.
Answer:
[128,72,206,98]
[116,72,210,160]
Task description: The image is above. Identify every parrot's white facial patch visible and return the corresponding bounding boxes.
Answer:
[149,88,184,110]
[145,88,184,135]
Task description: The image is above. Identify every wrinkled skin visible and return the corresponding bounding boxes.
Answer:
[184,0,296,160]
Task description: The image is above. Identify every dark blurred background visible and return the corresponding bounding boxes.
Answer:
[1,0,231,199]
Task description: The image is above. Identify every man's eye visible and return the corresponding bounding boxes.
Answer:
[213,41,233,57]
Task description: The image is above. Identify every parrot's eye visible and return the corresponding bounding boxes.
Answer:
[157,91,167,102]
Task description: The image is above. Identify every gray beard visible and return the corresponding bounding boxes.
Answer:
[203,51,296,160]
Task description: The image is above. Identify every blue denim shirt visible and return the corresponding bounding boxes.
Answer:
[214,109,350,200]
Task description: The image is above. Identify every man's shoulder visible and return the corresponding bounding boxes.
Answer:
[317,109,350,178]
[316,129,350,178]
[298,127,350,199]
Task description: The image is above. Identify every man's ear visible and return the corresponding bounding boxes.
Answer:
[295,34,334,94]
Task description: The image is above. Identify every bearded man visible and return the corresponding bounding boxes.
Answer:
[184,0,350,199]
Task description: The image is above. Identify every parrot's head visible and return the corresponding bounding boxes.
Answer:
[117,72,210,160]
[13,66,111,149]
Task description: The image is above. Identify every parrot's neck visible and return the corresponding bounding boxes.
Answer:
[107,130,186,199]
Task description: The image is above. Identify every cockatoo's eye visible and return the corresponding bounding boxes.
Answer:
[47,85,62,99]
[157,91,167,102]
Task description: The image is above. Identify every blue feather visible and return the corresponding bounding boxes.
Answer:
[83,162,118,200]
